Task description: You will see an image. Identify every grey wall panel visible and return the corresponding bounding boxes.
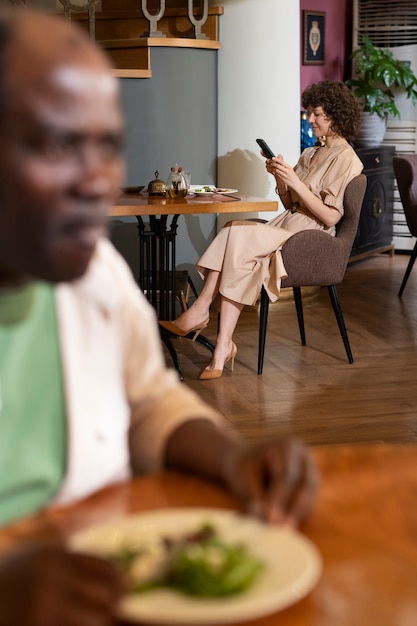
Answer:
[110,47,218,290]
[120,48,218,186]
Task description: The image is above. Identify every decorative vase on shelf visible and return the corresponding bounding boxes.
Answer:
[300,110,316,152]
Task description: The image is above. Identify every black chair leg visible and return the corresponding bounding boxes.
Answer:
[194,333,215,353]
[187,275,200,301]
[327,285,353,364]
[258,287,270,374]
[159,327,185,380]
[398,242,417,297]
[293,286,306,346]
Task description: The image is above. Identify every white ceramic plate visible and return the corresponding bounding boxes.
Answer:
[190,185,216,195]
[69,508,322,626]
[120,186,145,194]
[215,187,239,194]
[190,185,239,195]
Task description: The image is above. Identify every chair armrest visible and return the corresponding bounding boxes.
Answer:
[245,218,351,286]
[281,230,349,287]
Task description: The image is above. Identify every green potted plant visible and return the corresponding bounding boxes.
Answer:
[347,34,417,147]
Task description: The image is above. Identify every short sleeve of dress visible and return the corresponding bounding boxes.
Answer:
[319,153,364,215]
[293,143,363,218]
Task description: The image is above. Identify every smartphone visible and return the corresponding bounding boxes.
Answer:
[256,138,276,159]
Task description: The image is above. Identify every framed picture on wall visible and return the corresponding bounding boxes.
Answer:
[303,11,325,65]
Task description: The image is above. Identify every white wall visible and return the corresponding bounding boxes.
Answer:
[212,0,301,223]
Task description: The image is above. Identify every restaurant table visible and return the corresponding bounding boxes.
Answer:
[110,192,278,378]
[1,443,416,626]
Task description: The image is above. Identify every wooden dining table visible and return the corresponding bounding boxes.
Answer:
[109,191,278,378]
[109,192,277,303]
[1,443,416,626]
[110,191,278,218]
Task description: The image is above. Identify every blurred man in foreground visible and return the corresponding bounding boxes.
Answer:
[0,10,318,625]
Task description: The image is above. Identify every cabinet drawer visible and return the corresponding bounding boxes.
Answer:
[356,146,395,172]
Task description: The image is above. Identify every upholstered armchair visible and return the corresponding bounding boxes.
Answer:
[257,174,367,374]
[392,155,417,297]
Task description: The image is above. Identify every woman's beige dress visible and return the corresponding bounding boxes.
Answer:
[197,137,363,306]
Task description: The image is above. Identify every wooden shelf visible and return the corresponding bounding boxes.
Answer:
[103,37,221,50]
[72,6,223,75]
[112,69,152,79]
[105,36,220,76]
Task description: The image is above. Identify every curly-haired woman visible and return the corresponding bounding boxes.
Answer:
[160,81,364,379]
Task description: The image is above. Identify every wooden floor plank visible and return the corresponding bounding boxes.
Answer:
[162,253,417,445]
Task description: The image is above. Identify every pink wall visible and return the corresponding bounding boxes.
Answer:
[300,0,348,94]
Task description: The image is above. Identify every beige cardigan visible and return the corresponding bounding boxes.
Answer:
[52,239,221,506]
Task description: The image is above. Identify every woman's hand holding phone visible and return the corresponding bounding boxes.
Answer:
[256,138,276,159]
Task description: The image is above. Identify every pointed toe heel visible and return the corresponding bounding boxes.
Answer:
[198,342,237,380]
[199,367,223,380]
[159,317,209,341]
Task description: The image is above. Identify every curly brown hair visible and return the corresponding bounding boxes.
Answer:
[301,81,362,142]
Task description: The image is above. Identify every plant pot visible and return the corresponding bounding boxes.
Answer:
[354,112,387,148]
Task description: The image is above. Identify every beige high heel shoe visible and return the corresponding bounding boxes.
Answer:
[159,317,209,342]
[199,342,237,380]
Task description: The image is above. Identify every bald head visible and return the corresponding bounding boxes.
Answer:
[0,10,125,286]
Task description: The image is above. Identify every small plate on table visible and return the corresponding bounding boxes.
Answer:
[69,507,322,625]
[190,185,216,195]
[215,187,239,194]
[120,186,145,194]
[191,185,239,196]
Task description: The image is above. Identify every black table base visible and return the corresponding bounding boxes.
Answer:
[136,214,214,379]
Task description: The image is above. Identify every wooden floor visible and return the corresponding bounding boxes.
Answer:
[162,253,417,446]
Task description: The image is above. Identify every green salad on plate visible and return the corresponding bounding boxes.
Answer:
[111,522,263,598]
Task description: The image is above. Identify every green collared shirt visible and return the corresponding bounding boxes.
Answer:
[0,282,66,526]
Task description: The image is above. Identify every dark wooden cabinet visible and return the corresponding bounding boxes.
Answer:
[350,146,395,260]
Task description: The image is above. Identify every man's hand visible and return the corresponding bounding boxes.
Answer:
[222,437,319,526]
[0,545,124,626]
[166,420,318,527]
